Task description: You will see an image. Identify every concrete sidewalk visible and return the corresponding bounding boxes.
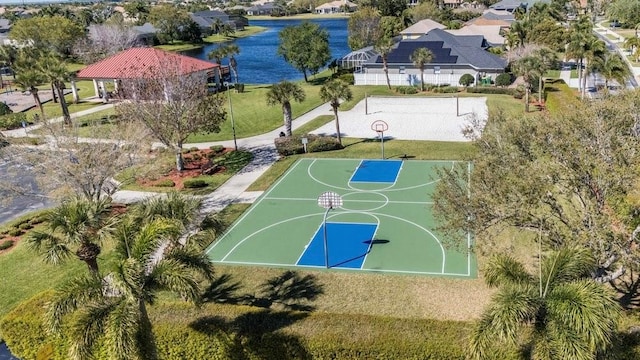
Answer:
[113,102,334,213]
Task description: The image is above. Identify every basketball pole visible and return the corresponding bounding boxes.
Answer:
[323,205,332,269]
[379,130,385,159]
[365,92,368,115]
[456,94,459,117]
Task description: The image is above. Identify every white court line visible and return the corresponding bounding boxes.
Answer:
[359,215,381,269]
[264,196,433,205]
[295,219,326,266]
[213,260,472,277]
[205,159,305,255]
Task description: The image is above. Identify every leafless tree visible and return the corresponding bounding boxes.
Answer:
[74,23,140,63]
[1,118,152,203]
[115,59,227,171]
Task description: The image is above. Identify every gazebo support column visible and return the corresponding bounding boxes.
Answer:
[93,79,100,98]
[99,80,109,103]
[71,80,79,104]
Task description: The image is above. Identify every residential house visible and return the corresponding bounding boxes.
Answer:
[443,0,464,8]
[489,0,550,12]
[246,2,281,16]
[466,9,515,26]
[190,10,246,36]
[0,19,10,33]
[353,28,507,86]
[132,23,159,45]
[400,19,446,40]
[314,0,357,14]
[446,24,505,46]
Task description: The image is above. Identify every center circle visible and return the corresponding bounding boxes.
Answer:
[339,192,389,212]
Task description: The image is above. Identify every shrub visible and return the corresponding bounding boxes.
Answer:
[275,135,305,156]
[0,102,12,116]
[495,73,514,87]
[154,179,175,187]
[0,113,27,131]
[432,86,459,93]
[459,74,475,87]
[307,136,343,153]
[0,239,13,250]
[7,228,23,237]
[395,86,418,94]
[337,73,354,85]
[466,87,516,95]
[513,85,526,99]
[209,145,225,154]
[191,153,202,161]
[183,178,207,188]
[18,222,33,230]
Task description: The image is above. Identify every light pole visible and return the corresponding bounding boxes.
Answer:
[224,82,238,150]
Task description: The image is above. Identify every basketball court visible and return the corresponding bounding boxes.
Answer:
[206,158,475,277]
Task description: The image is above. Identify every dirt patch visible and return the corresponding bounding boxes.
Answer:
[138,148,228,190]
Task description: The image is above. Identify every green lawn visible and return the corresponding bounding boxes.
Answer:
[203,26,267,43]
[155,41,204,52]
[0,213,117,333]
[544,70,560,78]
[22,80,104,120]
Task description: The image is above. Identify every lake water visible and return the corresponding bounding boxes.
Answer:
[182,18,350,84]
[0,342,18,360]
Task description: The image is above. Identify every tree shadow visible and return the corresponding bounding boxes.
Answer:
[612,269,640,310]
[190,311,312,360]
[203,270,324,312]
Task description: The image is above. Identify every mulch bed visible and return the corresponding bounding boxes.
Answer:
[139,148,228,190]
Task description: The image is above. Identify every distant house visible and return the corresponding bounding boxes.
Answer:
[314,0,357,14]
[466,9,514,27]
[489,0,550,12]
[246,2,281,16]
[443,0,464,8]
[132,23,159,45]
[354,28,507,86]
[190,10,243,36]
[446,24,505,46]
[400,19,446,39]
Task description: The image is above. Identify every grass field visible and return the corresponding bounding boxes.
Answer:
[203,26,267,43]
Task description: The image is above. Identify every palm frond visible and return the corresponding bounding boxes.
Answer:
[484,254,534,288]
[166,245,215,281]
[28,231,72,265]
[104,300,140,360]
[146,259,202,304]
[46,274,104,334]
[546,279,620,353]
[69,298,120,360]
[130,219,181,263]
[541,247,595,296]
[469,285,539,358]
[132,191,201,228]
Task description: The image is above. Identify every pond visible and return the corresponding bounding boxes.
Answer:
[181,18,350,84]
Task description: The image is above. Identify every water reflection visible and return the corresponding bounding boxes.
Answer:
[182,18,349,84]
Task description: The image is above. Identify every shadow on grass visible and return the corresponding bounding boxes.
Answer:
[203,270,324,312]
[190,311,312,360]
[612,269,640,310]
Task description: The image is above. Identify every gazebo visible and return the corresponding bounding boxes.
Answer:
[74,47,220,102]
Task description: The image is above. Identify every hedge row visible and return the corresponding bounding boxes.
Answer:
[0,292,488,360]
[274,135,343,156]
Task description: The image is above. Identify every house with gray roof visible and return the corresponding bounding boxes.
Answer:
[246,2,281,15]
[190,10,245,35]
[354,28,507,86]
[489,0,550,12]
[132,23,159,45]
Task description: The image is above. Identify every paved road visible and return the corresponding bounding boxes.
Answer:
[0,157,51,224]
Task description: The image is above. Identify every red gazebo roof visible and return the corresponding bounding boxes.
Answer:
[76,47,218,79]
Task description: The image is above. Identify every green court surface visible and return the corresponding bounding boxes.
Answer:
[206,158,476,277]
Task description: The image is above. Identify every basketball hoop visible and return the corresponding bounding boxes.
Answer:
[317,191,342,268]
[371,120,389,160]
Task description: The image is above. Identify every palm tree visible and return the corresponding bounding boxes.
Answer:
[531,47,556,105]
[410,47,434,91]
[211,18,224,35]
[207,46,227,88]
[596,52,631,91]
[566,15,593,93]
[581,36,606,99]
[512,55,541,112]
[14,70,46,117]
[226,44,240,84]
[45,216,213,360]
[38,54,72,125]
[266,81,306,136]
[470,247,620,359]
[131,191,201,229]
[374,37,394,90]
[319,79,352,145]
[28,197,114,276]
